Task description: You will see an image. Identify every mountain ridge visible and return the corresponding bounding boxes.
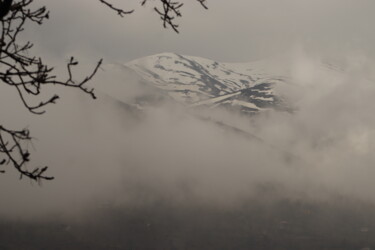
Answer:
[125,52,290,114]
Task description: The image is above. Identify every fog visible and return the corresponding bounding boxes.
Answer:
[1,1,375,248]
[1,51,375,248]
[0,47,374,216]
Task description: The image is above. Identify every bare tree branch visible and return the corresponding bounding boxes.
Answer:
[0,125,53,181]
[98,0,134,17]
[0,0,12,20]
[0,0,102,181]
[0,0,208,181]
[100,0,208,33]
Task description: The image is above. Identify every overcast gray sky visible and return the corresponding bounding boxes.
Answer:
[26,0,375,63]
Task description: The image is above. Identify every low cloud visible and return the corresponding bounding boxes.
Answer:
[1,49,375,222]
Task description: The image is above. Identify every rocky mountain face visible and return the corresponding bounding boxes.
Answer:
[124,53,291,114]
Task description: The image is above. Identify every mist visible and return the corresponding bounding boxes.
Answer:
[1,49,375,248]
[0,47,373,212]
[1,1,375,249]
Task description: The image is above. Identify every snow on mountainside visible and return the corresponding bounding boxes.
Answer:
[125,53,291,114]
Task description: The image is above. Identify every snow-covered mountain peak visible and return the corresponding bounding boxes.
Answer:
[125,53,291,114]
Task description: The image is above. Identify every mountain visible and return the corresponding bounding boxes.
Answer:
[125,53,291,114]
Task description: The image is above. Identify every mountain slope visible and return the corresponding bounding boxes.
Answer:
[125,53,290,114]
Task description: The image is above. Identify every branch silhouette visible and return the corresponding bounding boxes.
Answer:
[0,0,102,181]
[100,0,208,33]
[0,0,208,181]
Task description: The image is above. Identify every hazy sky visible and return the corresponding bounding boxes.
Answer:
[27,0,375,63]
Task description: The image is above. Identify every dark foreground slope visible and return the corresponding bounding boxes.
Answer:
[1,195,374,250]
